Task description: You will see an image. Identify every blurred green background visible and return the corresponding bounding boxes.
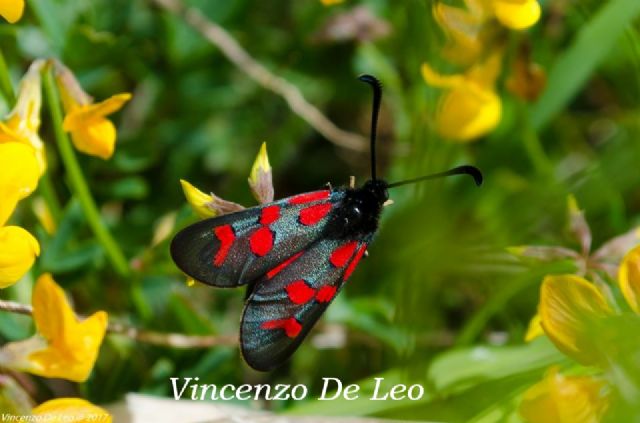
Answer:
[2,0,640,421]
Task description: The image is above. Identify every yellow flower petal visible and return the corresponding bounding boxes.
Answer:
[525,313,544,342]
[67,117,117,159]
[540,275,613,365]
[32,197,56,234]
[421,64,466,89]
[0,226,40,288]
[62,93,131,160]
[248,142,274,204]
[60,89,131,159]
[27,274,108,381]
[33,398,112,423]
[0,142,40,226]
[519,367,608,423]
[63,93,132,127]
[433,3,484,64]
[467,50,503,89]
[0,0,25,23]
[0,60,47,175]
[321,0,344,5]
[493,0,541,30]
[180,179,217,219]
[435,84,502,141]
[423,53,503,142]
[432,0,491,65]
[618,245,640,314]
[249,142,271,185]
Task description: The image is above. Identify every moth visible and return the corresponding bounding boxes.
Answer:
[170,75,482,371]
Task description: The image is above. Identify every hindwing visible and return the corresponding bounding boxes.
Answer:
[240,235,371,371]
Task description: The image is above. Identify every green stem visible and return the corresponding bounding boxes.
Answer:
[523,129,551,175]
[0,49,15,104]
[42,70,131,277]
[521,103,553,176]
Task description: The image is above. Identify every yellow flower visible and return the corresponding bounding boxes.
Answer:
[539,275,613,366]
[525,313,544,342]
[0,274,108,382]
[0,142,40,226]
[32,197,56,234]
[493,0,541,30]
[0,0,24,23]
[433,0,488,65]
[422,52,502,142]
[618,245,640,314]
[180,179,244,218]
[33,398,112,423]
[321,0,344,5]
[62,93,131,159]
[53,61,131,160]
[180,179,218,219]
[0,60,47,175]
[433,0,540,64]
[0,226,40,288]
[248,142,273,204]
[520,367,609,423]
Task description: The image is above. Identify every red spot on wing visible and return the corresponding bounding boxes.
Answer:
[330,241,358,267]
[213,225,235,267]
[249,227,274,256]
[286,280,315,304]
[288,190,330,205]
[344,244,367,281]
[261,317,302,338]
[299,203,332,226]
[260,205,280,225]
[267,251,304,279]
[316,285,337,303]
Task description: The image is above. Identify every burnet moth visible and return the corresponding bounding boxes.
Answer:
[170,75,482,371]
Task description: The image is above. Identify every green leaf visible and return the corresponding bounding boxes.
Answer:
[377,371,535,422]
[104,177,149,200]
[326,295,412,351]
[28,0,89,53]
[530,0,640,130]
[286,340,563,418]
[429,338,564,395]
[40,200,103,273]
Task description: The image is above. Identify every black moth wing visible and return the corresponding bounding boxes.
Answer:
[241,235,371,371]
[170,190,345,287]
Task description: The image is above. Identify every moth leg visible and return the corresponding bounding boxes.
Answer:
[383,199,394,207]
[325,182,333,191]
[349,176,356,189]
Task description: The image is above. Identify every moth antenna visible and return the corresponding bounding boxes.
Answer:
[387,165,483,188]
[358,74,382,181]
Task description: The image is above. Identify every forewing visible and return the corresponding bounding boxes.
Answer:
[170,190,343,287]
[240,236,370,371]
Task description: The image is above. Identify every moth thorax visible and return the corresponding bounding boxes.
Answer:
[328,182,387,238]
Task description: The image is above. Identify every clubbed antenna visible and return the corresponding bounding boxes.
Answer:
[387,165,483,188]
[358,74,382,181]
